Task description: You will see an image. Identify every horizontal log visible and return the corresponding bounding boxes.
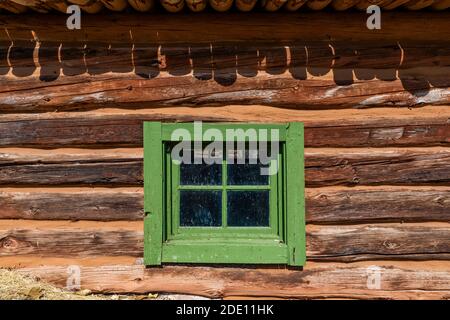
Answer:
[0,148,448,187]
[0,148,143,186]
[1,12,449,43]
[0,161,142,187]
[305,147,450,186]
[305,122,450,148]
[0,255,140,268]
[0,221,144,257]
[0,106,448,148]
[3,37,450,111]
[0,71,448,112]
[306,187,450,224]
[0,221,449,262]
[0,188,144,221]
[306,223,450,262]
[0,114,231,148]
[14,261,450,299]
[0,187,448,223]
[5,42,450,79]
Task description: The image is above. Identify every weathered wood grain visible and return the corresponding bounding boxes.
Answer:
[0,221,144,257]
[0,109,448,148]
[305,122,450,148]
[0,188,144,221]
[306,223,450,262]
[6,42,450,77]
[0,114,232,148]
[305,148,450,186]
[0,187,448,223]
[0,148,448,187]
[14,262,450,299]
[2,39,449,112]
[0,71,448,112]
[1,12,449,43]
[0,221,448,262]
[0,148,142,186]
[1,16,448,112]
[0,159,143,186]
[306,187,450,224]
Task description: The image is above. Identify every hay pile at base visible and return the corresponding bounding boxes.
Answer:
[0,268,105,300]
[0,269,183,300]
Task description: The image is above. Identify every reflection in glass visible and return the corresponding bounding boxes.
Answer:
[227,191,269,227]
[227,163,269,185]
[226,147,269,185]
[180,163,222,185]
[180,191,222,226]
[180,148,222,185]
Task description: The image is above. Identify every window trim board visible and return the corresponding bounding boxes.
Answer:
[144,122,305,267]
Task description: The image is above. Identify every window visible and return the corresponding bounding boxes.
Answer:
[143,122,305,266]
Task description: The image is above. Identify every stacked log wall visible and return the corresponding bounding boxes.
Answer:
[0,12,449,299]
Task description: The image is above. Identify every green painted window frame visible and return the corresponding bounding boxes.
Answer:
[144,122,305,266]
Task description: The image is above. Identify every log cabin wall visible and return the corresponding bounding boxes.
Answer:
[0,11,449,299]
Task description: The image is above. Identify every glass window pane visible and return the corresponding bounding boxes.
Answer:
[180,163,222,185]
[227,191,269,227]
[179,148,222,185]
[180,191,222,227]
[227,163,269,185]
[227,148,269,185]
